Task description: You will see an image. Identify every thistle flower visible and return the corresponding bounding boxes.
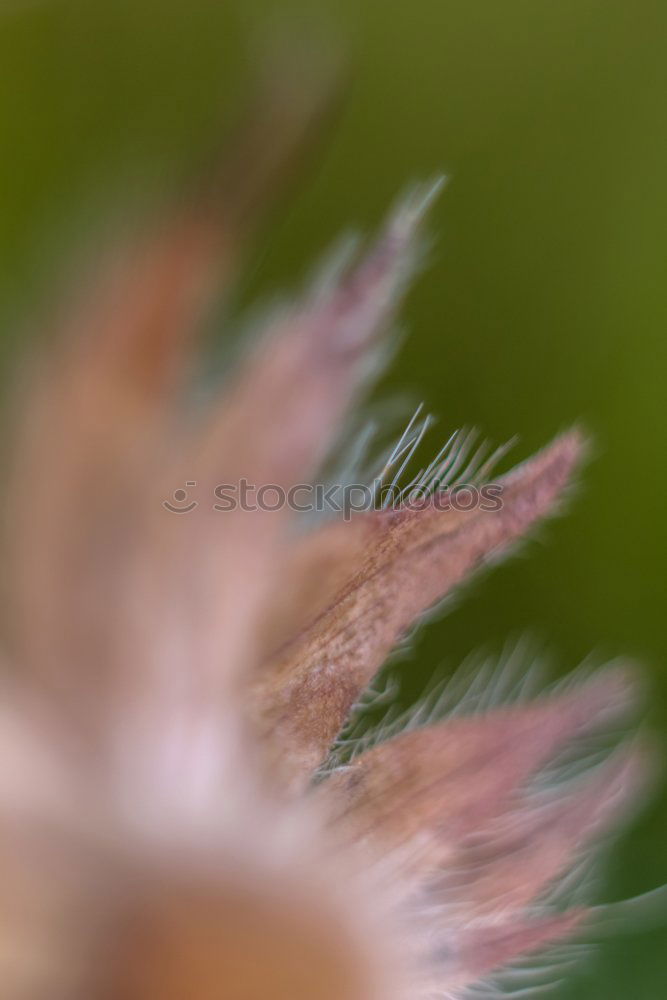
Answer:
[0,71,651,1000]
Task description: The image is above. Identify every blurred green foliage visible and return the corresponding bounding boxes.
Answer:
[1,1,666,994]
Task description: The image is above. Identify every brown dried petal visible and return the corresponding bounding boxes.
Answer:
[260,517,380,657]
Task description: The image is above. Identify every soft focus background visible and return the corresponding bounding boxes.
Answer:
[1,0,666,995]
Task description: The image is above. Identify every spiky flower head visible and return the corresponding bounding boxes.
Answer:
[0,61,650,1000]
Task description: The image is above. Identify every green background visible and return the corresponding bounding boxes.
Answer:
[1,0,665,995]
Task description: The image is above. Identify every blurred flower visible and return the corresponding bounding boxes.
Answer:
[0,54,650,1000]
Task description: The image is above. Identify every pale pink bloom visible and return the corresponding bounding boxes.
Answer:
[0,70,649,1000]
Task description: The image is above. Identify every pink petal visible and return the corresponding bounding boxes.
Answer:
[252,431,586,788]
[445,910,584,985]
[318,668,637,861]
[440,743,649,918]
